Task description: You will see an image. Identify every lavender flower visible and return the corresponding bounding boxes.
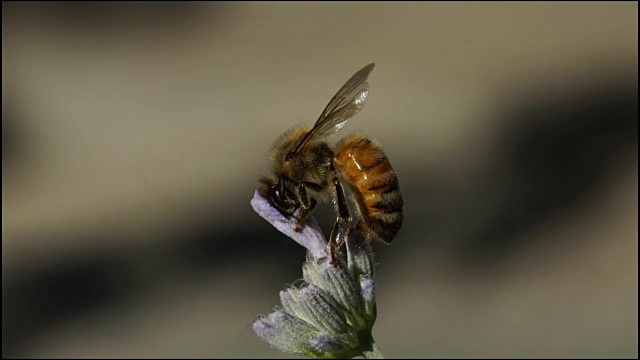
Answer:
[250,191,385,359]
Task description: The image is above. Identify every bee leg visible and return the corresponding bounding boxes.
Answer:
[333,177,352,223]
[294,182,317,232]
[329,218,350,263]
[329,177,352,263]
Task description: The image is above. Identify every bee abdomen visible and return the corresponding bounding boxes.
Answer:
[334,132,404,244]
[362,181,403,243]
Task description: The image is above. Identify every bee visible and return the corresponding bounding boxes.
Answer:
[258,63,403,262]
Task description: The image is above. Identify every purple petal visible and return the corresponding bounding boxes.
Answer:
[359,275,376,319]
[311,333,347,353]
[252,315,276,343]
[251,190,329,260]
[252,313,306,355]
[360,275,375,303]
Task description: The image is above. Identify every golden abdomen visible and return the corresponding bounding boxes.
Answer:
[333,132,404,243]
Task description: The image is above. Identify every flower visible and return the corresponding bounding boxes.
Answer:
[250,191,384,359]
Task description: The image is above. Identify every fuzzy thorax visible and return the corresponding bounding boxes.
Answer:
[259,124,335,203]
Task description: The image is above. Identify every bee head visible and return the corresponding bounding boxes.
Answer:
[258,174,300,218]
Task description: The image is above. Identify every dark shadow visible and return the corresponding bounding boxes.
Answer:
[173,214,310,276]
[2,101,30,171]
[2,254,134,358]
[460,77,638,266]
[2,2,231,44]
[1,206,309,358]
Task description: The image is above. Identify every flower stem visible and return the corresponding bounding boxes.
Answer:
[361,339,385,359]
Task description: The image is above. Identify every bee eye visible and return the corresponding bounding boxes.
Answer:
[277,177,286,196]
[267,179,298,218]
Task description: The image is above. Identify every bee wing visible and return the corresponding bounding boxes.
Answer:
[290,63,375,155]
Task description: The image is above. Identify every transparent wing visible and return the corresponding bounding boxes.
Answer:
[290,63,375,155]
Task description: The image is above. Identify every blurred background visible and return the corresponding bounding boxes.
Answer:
[2,1,638,358]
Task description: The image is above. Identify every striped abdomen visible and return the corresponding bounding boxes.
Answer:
[333,132,404,243]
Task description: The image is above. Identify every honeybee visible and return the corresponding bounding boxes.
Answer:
[259,63,403,262]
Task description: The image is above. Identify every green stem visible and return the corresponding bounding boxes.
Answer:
[361,339,385,359]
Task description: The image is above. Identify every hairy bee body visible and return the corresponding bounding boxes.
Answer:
[259,124,334,209]
[260,126,404,245]
[257,63,403,261]
[334,132,404,243]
